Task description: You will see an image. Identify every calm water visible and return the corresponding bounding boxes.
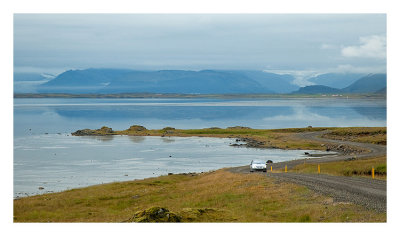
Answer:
[14,98,386,197]
[14,98,386,136]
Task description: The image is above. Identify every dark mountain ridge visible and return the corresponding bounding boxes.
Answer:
[34,68,386,95]
[38,69,299,94]
[292,73,386,94]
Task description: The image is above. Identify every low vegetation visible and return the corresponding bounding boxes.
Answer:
[322,127,387,145]
[72,126,386,152]
[15,126,386,222]
[292,156,386,179]
[13,169,385,222]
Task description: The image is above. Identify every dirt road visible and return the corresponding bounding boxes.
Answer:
[229,131,387,212]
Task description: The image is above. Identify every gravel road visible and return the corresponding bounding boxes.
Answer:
[229,131,387,213]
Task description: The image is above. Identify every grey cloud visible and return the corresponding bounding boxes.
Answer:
[14,14,386,73]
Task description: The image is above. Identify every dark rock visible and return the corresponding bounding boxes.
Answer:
[71,129,97,136]
[162,127,176,131]
[38,187,44,190]
[266,160,273,163]
[227,126,252,129]
[131,207,181,222]
[98,126,113,133]
[128,125,147,132]
[304,152,310,155]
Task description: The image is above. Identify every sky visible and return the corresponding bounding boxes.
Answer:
[14,14,386,80]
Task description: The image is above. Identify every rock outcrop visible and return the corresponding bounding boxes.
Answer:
[131,207,181,222]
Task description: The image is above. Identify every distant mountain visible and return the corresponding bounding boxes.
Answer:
[33,69,387,95]
[308,73,365,89]
[229,70,299,93]
[14,72,49,81]
[14,72,51,93]
[375,87,387,94]
[38,68,133,93]
[38,69,300,94]
[292,73,387,94]
[292,85,341,94]
[341,74,386,93]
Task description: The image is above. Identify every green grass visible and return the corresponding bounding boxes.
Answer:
[23,126,386,222]
[14,169,386,222]
[322,127,387,145]
[292,156,386,179]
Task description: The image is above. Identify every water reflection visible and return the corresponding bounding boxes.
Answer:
[161,137,175,143]
[13,98,387,137]
[80,135,115,142]
[128,136,146,143]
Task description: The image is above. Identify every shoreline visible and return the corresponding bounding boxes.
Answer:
[16,126,385,199]
[14,93,386,99]
[14,126,387,222]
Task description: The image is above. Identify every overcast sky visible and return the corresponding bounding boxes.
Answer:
[14,14,386,77]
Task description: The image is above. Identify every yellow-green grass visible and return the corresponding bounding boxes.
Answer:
[82,126,386,151]
[322,127,386,145]
[14,169,385,222]
[291,156,386,180]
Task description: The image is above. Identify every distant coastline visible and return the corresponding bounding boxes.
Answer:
[13,93,386,99]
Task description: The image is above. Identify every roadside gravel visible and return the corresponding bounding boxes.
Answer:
[229,130,387,213]
[269,172,386,212]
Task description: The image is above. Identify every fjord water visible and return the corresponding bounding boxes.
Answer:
[14,98,386,136]
[14,98,386,197]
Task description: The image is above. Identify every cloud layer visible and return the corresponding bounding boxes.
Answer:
[341,35,386,59]
[14,14,386,74]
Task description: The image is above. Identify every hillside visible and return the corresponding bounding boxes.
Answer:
[39,69,297,94]
[308,73,365,89]
[341,74,387,93]
[292,85,342,94]
[292,74,386,94]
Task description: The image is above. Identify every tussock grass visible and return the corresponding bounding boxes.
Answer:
[323,127,387,145]
[292,156,386,179]
[14,169,385,222]
[79,126,386,151]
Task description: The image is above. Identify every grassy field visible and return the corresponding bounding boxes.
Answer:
[14,126,387,222]
[13,169,386,222]
[76,126,386,151]
[322,127,387,145]
[291,156,386,179]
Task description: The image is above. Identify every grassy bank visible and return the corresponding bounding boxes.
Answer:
[14,126,386,222]
[13,169,385,222]
[291,156,387,180]
[74,126,386,151]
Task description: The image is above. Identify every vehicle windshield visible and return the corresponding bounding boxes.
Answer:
[253,160,264,164]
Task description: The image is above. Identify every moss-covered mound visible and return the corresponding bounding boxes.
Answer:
[127,125,147,132]
[131,207,181,222]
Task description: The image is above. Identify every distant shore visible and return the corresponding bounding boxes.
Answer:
[13,92,386,99]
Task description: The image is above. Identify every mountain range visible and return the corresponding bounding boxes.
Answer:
[14,69,386,95]
[294,74,386,94]
[37,69,298,94]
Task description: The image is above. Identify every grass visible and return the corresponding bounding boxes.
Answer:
[14,169,386,222]
[16,126,387,222]
[74,126,386,151]
[322,127,387,145]
[292,156,387,179]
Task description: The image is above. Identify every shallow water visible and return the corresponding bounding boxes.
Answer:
[14,134,329,197]
[13,98,385,197]
[13,98,386,137]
